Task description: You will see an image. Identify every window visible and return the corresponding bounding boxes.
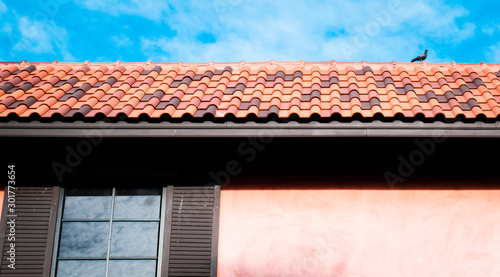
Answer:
[0,185,219,277]
[55,188,164,277]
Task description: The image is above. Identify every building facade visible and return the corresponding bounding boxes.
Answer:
[1,61,500,276]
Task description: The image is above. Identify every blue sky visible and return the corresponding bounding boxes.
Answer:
[0,0,499,63]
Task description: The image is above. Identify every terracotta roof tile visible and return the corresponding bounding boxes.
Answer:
[0,61,499,121]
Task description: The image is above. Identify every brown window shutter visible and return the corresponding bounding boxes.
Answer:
[162,185,220,277]
[0,186,61,277]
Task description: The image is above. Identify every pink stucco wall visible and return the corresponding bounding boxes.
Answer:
[0,186,3,216]
[218,181,500,276]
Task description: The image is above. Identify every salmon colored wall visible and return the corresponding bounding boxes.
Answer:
[218,181,500,277]
[0,186,3,216]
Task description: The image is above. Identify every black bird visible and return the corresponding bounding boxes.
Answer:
[411,49,428,62]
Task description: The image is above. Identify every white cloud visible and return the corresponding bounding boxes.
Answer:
[141,35,282,63]
[16,17,61,53]
[94,56,113,62]
[453,22,476,43]
[0,0,7,13]
[103,0,477,62]
[391,2,474,39]
[482,24,500,36]
[485,42,500,63]
[482,26,495,35]
[111,34,132,47]
[2,23,11,34]
[13,17,75,61]
[79,0,170,21]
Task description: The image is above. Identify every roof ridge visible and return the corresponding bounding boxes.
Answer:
[1,60,499,72]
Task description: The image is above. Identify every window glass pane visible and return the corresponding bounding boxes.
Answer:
[113,195,161,219]
[63,196,111,219]
[57,260,106,277]
[110,222,159,257]
[59,222,110,258]
[108,260,156,277]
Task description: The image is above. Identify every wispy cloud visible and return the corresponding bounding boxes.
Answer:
[485,42,500,63]
[0,0,7,13]
[482,24,500,36]
[13,17,75,61]
[136,0,476,63]
[15,17,62,53]
[79,0,171,22]
[393,2,475,42]
[141,35,274,63]
[2,0,494,63]
[111,34,132,47]
[1,23,11,34]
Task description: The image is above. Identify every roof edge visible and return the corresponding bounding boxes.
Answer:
[2,60,499,71]
[1,121,499,138]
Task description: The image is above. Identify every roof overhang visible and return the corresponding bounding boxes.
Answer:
[1,121,500,138]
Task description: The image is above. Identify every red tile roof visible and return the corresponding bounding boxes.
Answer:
[1,60,499,120]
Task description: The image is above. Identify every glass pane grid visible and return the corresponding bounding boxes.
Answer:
[56,187,162,277]
[62,218,161,222]
[58,257,158,260]
[57,257,107,260]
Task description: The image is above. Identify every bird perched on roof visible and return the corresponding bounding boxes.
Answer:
[411,49,428,62]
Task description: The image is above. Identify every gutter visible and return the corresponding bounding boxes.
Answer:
[1,121,500,137]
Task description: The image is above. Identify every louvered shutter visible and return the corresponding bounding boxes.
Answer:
[162,185,220,277]
[0,186,60,277]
